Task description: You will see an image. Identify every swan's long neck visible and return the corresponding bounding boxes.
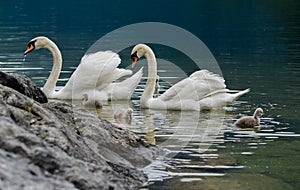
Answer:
[253,110,261,123]
[42,40,62,96]
[253,110,259,118]
[141,47,157,106]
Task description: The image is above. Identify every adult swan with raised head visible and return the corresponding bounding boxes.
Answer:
[24,36,142,101]
[131,44,249,111]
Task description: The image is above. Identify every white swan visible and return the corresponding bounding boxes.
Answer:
[131,44,250,111]
[24,36,143,101]
[234,108,264,128]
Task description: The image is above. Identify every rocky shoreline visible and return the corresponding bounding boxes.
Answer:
[0,71,162,190]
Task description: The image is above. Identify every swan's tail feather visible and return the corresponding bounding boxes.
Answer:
[232,88,250,101]
[104,68,143,100]
[105,67,143,100]
[201,88,229,99]
[201,88,250,100]
[198,88,250,110]
[119,67,143,93]
[107,68,132,82]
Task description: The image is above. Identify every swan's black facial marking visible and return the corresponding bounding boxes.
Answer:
[131,51,139,60]
[24,40,36,55]
[131,51,139,68]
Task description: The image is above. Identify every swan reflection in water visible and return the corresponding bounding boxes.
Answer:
[72,97,228,152]
[88,100,227,152]
[137,109,227,153]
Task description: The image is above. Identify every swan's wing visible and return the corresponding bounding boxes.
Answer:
[158,70,226,102]
[62,51,131,92]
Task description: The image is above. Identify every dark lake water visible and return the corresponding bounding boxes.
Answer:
[1,0,300,189]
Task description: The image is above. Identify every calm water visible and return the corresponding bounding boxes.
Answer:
[1,1,300,189]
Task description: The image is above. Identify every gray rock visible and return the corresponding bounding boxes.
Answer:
[0,71,47,103]
[0,83,163,190]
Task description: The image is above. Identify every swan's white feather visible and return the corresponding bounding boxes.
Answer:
[54,51,138,100]
[159,70,226,102]
[103,67,143,100]
[62,51,123,91]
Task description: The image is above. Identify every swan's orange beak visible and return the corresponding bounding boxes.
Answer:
[131,56,138,68]
[24,42,35,55]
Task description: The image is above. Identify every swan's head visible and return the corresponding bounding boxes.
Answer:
[131,44,154,68]
[24,36,52,55]
[254,108,264,117]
